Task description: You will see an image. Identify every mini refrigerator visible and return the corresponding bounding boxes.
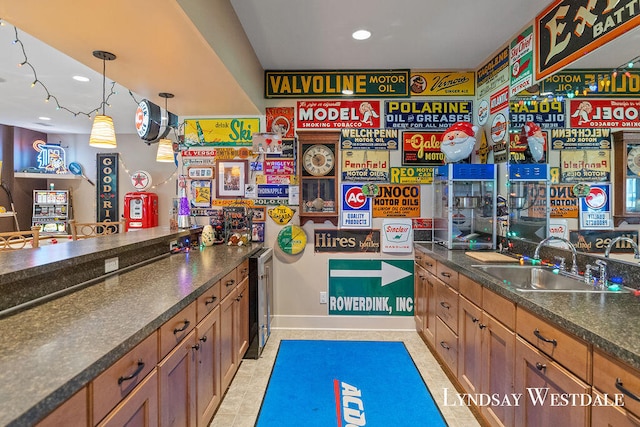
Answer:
[245,247,274,359]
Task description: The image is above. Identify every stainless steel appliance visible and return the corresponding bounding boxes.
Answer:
[245,247,273,359]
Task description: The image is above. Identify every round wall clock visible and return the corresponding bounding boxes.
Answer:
[277,224,307,255]
[303,144,335,176]
[628,146,640,176]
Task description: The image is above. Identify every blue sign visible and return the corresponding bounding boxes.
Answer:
[509,101,566,129]
[257,184,288,198]
[341,184,371,229]
[384,100,473,130]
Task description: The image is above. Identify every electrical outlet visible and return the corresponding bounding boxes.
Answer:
[105,257,119,273]
[320,292,327,304]
[169,240,179,251]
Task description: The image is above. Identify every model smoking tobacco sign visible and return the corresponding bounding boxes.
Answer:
[328,259,414,316]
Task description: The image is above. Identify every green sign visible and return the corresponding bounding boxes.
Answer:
[265,70,410,98]
[541,69,640,97]
[328,259,414,316]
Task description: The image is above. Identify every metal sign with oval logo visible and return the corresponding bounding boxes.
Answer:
[342,184,371,229]
[135,100,151,139]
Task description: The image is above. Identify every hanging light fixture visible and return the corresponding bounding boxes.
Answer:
[89,50,117,148]
[156,92,175,162]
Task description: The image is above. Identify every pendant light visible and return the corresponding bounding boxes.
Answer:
[156,92,175,162]
[89,50,117,148]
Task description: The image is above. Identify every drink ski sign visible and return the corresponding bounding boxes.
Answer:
[328,259,414,316]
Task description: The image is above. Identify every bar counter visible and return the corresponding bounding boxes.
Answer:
[0,227,262,426]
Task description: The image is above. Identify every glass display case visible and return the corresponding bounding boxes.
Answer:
[433,164,496,250]
[506,164,549,244]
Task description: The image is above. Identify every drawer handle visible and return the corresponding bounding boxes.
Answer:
[535,362,547,371]
[440,301,450,310]
[616,378,640,402]
[440,341,450,350]
[440,272,451,278]
[173,319,191,334]
[118,360,145,385]
[226,279,236,287]
[205,296,217,305]
[425,262,433,267]
[533,329,557,346]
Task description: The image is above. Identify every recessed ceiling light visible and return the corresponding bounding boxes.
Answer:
[73,75,90,82]
[38,116,51,121]
[352,29,371,40]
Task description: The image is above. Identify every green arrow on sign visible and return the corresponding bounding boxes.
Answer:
[329,261,412,287]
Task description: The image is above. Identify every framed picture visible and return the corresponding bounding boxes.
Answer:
[188,179,212,207]
[187,166,214,179]
[216,160,248,198]
[249,206,266,222]
[252,222,265,242]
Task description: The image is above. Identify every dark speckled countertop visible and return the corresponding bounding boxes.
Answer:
[417,243,640,372]
[0,231,261,427]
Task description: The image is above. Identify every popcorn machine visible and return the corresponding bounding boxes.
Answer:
[433,163,497,250]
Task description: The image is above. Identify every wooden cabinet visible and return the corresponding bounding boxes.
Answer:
[196,280,221,323]
[158,330,197,427]
[593,348,640,420]
[591,390,640,427]
[235,277,250,362]
[92,332,159,425]
[36,387,88,427]
[159,302,197,360]
[414,263,427,335]
[435,278,458,333]
[220,286,237,392]
[514,337,590,426]
[195,306,221,427]
[435,317,458,375]
[458,296,483,394]
[613,130,640,225]
[97,370,159,427]
[414,248,437,346]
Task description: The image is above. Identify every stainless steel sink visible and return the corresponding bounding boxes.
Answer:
[471,264,629,293]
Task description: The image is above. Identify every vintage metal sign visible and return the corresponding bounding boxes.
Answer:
[341,150,389,182]
[509,100,566,129]
[314,229,380,253]
[390,167,434,184]
[477,47,510,98]
[263,159,295,175]
[183,118,260,146]
[328,259,413,316]
[560,150,610,182]
[341,184,372,229]
[257,184,288,198]
[550,184,578,218]
[265,107,295,138]
[384,100,473,130]
[265,70,409,98]
[402,131,445,165]
[579,184,613,230]
[569,99,640,128]
[96,153,119,222]
[372,185,420,218]
[490,86,510,115]
[510,26,534,97]
[409,71,475,96]
[297,100,382,129]
[549,128,612,150]
[339,128,399,150]
[381,219,413,253]
[570,230,639,253]
[536,0,640,80]
[541,70,640,98]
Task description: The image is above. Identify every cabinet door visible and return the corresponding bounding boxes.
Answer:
[480,313,515,427]
[458,296,483,395]
[220,288,237,392]
[97,370,158,427]
[592,390,640,427]
[514,337,589,427]
[36,387,88,427]
[196,306,221,427]
[424,274,436,347]
[235,278,250,361]
[414,263,427,334]
[158,330,197,427]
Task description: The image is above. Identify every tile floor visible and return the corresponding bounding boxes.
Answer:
[209,329,481,427]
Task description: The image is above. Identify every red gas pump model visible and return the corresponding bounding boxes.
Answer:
[124,192,158,229]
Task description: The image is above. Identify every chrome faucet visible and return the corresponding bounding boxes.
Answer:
[604,236,640,259]
[533,236,579,275]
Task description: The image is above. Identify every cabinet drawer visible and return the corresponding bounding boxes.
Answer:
[237,259,249,282]
[435,317,458,376]
[459,274,482,307]
[159,301,197,359]
[415,249,436,275]
[91,331,158,425]
[516,308,589,382]
[593,349,640,418]
[482,287,515,330]
[436,262,459,290]
[435,279,459,333]
[591,390,640,427]
[221,269,238,299]
[197,280,221,323]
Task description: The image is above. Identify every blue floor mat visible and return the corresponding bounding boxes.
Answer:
[256,340,448,426]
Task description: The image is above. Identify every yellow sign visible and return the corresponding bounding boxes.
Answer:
[410,71,475,96]
[372,185,421,218]
[389,167,433,184]
[184,118,260,146]
[268,205,295,225]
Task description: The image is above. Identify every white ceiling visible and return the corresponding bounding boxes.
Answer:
[0,0,637,136]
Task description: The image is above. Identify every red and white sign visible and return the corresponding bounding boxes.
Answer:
[345,186,367,209]
[569,99,640,128]
[264,159,294,175]
[490,86,509,114]
[297,100,381,129]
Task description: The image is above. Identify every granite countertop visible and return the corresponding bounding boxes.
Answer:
[0,241,262,427]
[416,243,640,371]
